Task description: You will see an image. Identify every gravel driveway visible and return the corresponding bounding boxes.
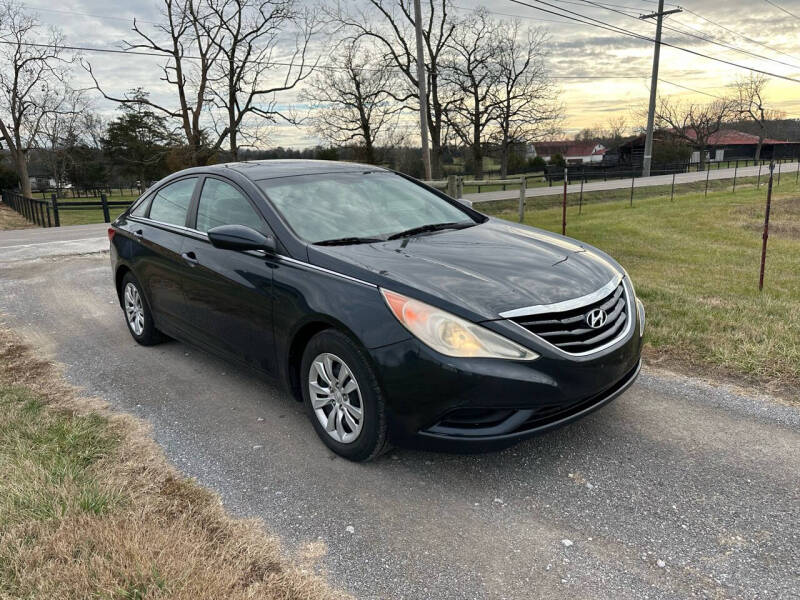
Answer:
[0,227,797,599]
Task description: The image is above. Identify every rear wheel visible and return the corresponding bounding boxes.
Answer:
[300,330,389,461]
[121,272,164,346]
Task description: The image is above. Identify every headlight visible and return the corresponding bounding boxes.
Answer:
[381,289,539,360]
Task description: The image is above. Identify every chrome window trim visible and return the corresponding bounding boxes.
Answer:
[498,273,623,319]
[128,216,209,238]
[277,255,378,288]
[505,277,634,358]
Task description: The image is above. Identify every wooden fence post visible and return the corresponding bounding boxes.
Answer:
[704,166,711,197]
[732,164,737,193]
[757,162,762,188]
[51,193,60,227]
[456,176,463,199]
[101,193,110,223]
[518,176,526,223]
[446,175,456,198]
[578,178,584,215]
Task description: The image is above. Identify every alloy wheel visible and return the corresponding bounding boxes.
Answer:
[308,352,364,444]
[124,282,145,336]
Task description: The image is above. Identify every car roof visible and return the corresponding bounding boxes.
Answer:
[207,159,389,181]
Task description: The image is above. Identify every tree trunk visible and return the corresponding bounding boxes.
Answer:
[473,142,483,180]
[15,151,32,197]
[755,136,763,162]
[697,143,707,171]
[499,131,510,179]
[229,126,238,162]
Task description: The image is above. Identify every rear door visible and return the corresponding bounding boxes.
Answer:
[180,176,276,373]
[126,176,199,334]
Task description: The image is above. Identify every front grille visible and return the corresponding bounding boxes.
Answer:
[510,282,629,354]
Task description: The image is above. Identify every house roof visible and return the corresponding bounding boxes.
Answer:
[618,129,792,149]
[689,129,787,145]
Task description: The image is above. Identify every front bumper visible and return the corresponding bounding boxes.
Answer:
[369,309,643,451]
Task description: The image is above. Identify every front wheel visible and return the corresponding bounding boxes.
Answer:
[300,330,389,462]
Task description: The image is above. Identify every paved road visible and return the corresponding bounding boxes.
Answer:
[0,222,109,261]
[463,162,800,205]
[0,230,798,599]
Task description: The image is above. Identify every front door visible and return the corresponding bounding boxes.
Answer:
[180,176,276,373]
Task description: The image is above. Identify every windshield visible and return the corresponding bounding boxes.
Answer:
[257,171,476,244]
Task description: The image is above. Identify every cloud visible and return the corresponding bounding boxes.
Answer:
[18,0,800,148]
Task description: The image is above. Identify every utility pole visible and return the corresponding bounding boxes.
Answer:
[413,0,432,180]
[640,0,682,178]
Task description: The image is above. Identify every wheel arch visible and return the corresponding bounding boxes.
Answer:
[285,317,375,403]
[114,264,132,307]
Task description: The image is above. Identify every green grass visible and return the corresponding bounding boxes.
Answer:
[0,332,344,599]
[0,386,122,530]
[481,177,800,389]
[53,193,137,226]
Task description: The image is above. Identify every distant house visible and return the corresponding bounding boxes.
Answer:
[618,129,800,167]
[529,141,607,164]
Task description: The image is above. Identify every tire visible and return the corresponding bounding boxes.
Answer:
[120,272,164,346]
[300,329,390,462]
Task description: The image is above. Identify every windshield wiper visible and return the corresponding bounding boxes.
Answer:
[314,236,385,246]
[386,221,475,241]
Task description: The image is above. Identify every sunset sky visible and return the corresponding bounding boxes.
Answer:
[23,0,800,147]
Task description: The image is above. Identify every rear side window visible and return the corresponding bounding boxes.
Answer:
[195,178,266,234]
[148,178,197,227]
[129,194,152,217]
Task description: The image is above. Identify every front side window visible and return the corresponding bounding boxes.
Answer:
[148,178,197,227]
[258,171,476,244]
[195,178,266,234]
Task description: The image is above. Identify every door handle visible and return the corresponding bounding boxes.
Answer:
[133,229,144,239]
[181,251,199,266]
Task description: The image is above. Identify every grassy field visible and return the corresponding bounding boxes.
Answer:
[0,328,346,599]
[54,194,138,227]
[480,177,800,392]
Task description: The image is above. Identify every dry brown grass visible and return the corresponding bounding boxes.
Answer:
[0,203,33,231]
[0,327,349,600]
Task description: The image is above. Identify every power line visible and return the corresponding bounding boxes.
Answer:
[659,79,721,99]
[504,0,800,84]
[763,0,800,20]
[677,7,800,63]
[574,0,800,71]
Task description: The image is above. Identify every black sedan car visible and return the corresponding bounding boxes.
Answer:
[109,160,644,461]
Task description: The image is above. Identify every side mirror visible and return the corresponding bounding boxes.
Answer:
[207,224,276,253]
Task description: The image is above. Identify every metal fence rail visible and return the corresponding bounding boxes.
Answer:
[1,190,134,228]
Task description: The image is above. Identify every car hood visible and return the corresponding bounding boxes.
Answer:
[308,220,623,321]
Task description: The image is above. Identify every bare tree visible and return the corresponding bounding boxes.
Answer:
[490,22,560,178]
[330,0,456,178]
[302,42,402,164]
[37,89,89,194]
[606,115,628,142]
[440,9,501,180]
[0,0,73,197]
[86,0,223,167]
[653,96,736,170]
[734,74,784,161]
[202,0,317,159]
